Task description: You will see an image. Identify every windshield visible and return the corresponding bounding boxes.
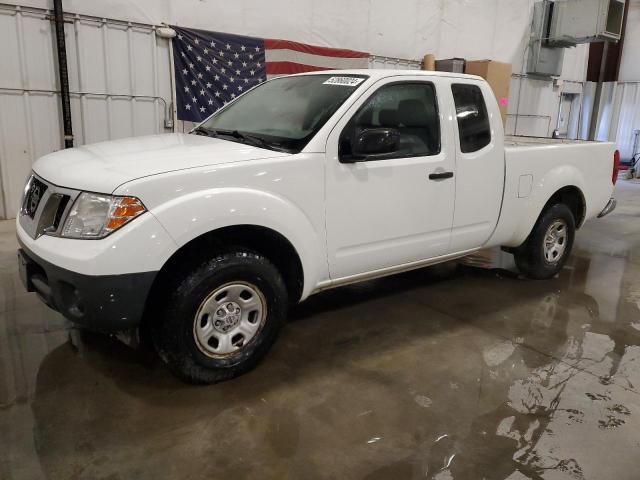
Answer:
[197,74,368,153]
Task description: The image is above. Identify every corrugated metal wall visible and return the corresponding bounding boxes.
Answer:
[579,81,640,161]
[1,1,635,221]
[0,3,173,220]
[611,82,640,161]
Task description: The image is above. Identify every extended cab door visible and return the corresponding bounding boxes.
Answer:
[448,80,505,252]
[324,77,456,280]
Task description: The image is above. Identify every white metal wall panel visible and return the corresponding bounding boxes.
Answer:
[618,0,640,82]
[579,81,597,140]
[0,0,597,218]
[611,82,640,160]
[578,81,640,160]
[11,0,579,68]
[0,4,173,219]
[594,82,619,141]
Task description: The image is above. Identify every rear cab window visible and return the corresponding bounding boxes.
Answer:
[451,83,491,153]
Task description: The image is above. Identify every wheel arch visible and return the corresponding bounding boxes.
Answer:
[541,185,586,228]
[502,167,588,249]
[145,224,305,317]
[515,184,585,245]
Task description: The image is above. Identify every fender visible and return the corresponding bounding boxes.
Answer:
[149,187,327,299]
[504,165,587,247]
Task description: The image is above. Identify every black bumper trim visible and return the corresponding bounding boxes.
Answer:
[18,241,157,332]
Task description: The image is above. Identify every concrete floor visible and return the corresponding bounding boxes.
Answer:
[1,181,640,480]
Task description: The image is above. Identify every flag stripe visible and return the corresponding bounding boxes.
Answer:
[264,39,369,58]
[265,62,331,75]
[265,49,369,70]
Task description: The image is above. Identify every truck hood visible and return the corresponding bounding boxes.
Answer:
[33,133,289,193]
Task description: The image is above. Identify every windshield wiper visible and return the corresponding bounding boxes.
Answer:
[191,125,215,137]
[210,129,291,153]
[209,128,245,140]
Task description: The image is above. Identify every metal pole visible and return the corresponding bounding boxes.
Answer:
[53,0,73,148]
[167,34,178,132]
[588,42,609,141]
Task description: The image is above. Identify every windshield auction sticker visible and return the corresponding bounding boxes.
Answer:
[323,77,365,87]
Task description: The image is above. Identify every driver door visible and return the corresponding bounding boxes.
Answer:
[324,78,456,280]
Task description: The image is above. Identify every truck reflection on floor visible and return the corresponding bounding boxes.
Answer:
[443,253,639,480]
[12,246,640,480]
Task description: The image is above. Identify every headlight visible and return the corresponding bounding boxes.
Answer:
[61,192,146,239]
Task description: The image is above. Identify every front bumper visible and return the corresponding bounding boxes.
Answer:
[598,197,617,218]
[18,242,157,332]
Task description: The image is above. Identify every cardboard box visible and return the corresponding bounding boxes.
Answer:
[465,60,512,125]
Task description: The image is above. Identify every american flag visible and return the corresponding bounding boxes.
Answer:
[171,26,369,122]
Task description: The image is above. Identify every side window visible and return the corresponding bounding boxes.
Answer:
[451,84,491,153]
[340,82,440,160]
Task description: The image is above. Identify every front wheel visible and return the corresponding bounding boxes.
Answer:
[151,250,288,384]
[513,203,575,280]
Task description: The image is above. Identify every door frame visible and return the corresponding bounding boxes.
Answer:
[322,74,460,280]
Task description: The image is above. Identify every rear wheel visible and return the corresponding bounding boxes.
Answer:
[151,250,288,384]
[513,203,575,280]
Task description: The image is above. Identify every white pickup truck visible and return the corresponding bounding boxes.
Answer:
[17,70,618,383]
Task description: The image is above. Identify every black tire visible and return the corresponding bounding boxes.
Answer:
[513,203,575,280]
[151,250,288,384]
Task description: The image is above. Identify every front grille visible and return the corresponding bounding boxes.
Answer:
[36,193,72,237]
[52,195,70,229]
[19,174,79,239]
[22,176,47,219]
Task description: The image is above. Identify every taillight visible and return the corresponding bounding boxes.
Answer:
[612,150,620,185]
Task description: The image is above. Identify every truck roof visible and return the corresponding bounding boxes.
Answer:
[285,68,485,82]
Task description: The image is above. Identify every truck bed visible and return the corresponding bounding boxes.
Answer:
[488,135,616,249]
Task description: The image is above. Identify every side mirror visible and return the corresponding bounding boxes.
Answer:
[342,128,400,162]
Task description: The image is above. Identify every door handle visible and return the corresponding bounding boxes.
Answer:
[429,171,454,180]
